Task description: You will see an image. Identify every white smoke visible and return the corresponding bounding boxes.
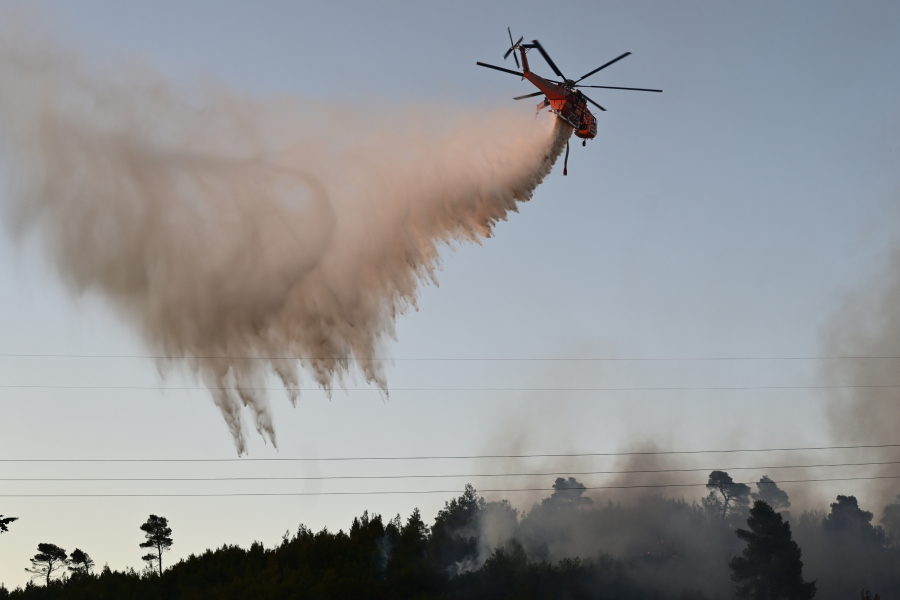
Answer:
[0,27,570,452]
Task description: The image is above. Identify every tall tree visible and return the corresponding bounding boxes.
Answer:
[24,543,68,586]
[542,477,594,509]
[397,506,430,560]
[730,500,816,600]
[751,476,791,513]
[881,495,900,547]
[0,515,17,534]
[704,470,751,520]
[823,495,879,539]
[429,484,483,574]
[68,548,95,575]
[388,506,432,590]
[403,507,430,541]
[139,514,173,576]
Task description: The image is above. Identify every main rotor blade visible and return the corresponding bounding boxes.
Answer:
[513,91,544,100]
[581,93,606,112]
[476,62,524,77]
[576,85,662,92]
[575,52,631,83]
[530,39,565,79]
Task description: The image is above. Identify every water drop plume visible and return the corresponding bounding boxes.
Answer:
[0,28,571,453]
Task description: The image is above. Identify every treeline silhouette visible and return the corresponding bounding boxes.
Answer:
[1,472,898,599]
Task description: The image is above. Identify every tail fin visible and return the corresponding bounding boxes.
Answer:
[520,47,530,74]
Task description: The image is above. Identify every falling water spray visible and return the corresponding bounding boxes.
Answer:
[0,30,571,452]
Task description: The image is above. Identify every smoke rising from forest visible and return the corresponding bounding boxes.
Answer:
[821,243,900,507]
[463,476,900,599]
[0,29,570,452]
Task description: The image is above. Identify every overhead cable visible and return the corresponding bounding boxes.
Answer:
[2,353,900,361]
[2,443,899,463]
[1,474,898,497]
[0,384,898,392]
[2,460,899,482]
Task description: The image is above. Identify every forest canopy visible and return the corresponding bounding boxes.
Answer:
[1,475,898,600]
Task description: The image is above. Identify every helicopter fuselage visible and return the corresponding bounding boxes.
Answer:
[520,49,597,140]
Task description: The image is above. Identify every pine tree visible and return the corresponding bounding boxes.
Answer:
[751,476,791,513]
[0,515,16,534]
[24,543,68,586]
[730,500,816,600]
[68,548,95,575]
[704,471,751,521]
[139,514,173,576]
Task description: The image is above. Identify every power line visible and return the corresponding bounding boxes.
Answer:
[0,384,897,392]
[1,475,897,497]
[1,353,900,361]
[3,443,899,463]
[3,460,898,482]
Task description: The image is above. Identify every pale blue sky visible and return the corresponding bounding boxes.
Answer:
[0,0,898,589]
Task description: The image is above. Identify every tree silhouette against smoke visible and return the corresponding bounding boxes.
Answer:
[703,470,751,521]
[823,495,885,545]
[542,477,594,509]
[429,484,484,574]
[24,543,68,586]
[824,495,872,528]
[792,494,899,599]
[730,500,816,600]
[881,495,900,547]
[751,476,791,513]
[139,515,173,577]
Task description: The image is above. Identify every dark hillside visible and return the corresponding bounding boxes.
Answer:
[3,481,898,600]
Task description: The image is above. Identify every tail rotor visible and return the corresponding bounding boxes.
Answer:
[504,27,524,68]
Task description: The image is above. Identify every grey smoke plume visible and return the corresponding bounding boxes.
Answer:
[821,246,900,505]
[0,30,571,452]
[467,476,899,599]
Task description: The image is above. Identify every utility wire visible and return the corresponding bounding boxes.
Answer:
[2,443,899,463]
[1,354,899,361]
[3,460,898,482]
[0,384,897,391]
[1,475,898,497]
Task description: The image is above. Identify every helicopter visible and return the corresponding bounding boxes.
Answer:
[477,29,661,175]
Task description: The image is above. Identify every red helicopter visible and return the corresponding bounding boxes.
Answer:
[477,29,662,175]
